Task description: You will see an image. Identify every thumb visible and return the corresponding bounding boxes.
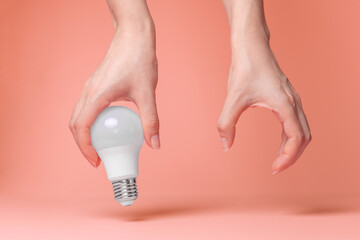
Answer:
[217,93,248,151]
[135,91,160,149]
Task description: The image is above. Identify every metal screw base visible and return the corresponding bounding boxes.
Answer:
[111,178,138,206]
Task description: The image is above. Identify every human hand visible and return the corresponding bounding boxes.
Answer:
[69,21,160,168]
[217,36,311,174]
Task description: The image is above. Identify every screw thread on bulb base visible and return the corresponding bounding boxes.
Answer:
[111,178,138,206]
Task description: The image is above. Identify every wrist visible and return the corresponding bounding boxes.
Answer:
[109,20,156,58]
[107,0,155,35]
[230,25,270,53]
[114,18,155,38]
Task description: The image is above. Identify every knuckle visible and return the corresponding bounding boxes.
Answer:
[294,132,305,143]
[69,120,78,131]
[72,121,79,130]
[72,121,84,133]
[69,121,74,132]
[305,133,312,143]
[217,122,228,132]
[287,95,296,108]
[144,118,159,130]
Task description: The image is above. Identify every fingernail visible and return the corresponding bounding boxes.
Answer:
[151,134,160,149]
[272,155,288,175]
[221,137,229,152]
[89,158,100,169]
[89,161,97,168]
[94,161,100,169]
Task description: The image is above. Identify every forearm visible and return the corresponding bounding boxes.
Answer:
[222,0,270,51]
[107,0,154,34]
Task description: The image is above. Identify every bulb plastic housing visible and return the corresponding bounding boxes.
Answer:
[91,106,144,206]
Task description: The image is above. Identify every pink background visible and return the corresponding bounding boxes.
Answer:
[1,0,360,239]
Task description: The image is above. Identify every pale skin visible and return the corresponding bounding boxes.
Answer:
[69,0,311,174]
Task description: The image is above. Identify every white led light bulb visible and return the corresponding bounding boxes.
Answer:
[90,106,144,206]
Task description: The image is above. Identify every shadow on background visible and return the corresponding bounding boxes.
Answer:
[284,194,360,216]
[293,206,356,215]
[89,194,360,221]
[106,205,212,222]
[93,200,225,222]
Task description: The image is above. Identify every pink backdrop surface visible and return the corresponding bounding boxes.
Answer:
[1,0,360,239]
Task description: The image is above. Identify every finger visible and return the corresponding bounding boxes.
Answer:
[69,81,92,132]
[135,91,160,149]
[295,96,312,143]
[69,97,86,133]
[217,93,249,151]
[278,128,287,155]
[73,97,110,167]
[293,98,312,158]
[287,80,312,152]
[272,102,304,174]
[74,127,101,168]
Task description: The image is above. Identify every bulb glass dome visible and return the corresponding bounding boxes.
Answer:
[91,106,144,151]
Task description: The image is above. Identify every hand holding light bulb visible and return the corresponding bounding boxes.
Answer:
[69,0,160,168]
[69,0,159,206]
